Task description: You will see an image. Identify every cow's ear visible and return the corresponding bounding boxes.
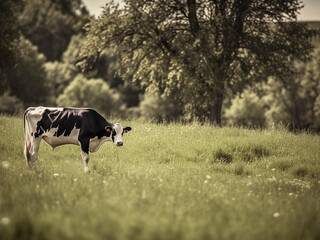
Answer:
[123,127,132,133]
[105,126,112,136]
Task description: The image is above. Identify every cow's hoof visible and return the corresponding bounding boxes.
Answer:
[84,167,90,173]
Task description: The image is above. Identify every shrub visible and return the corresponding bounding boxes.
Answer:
[225,89,266,128]
[139,91,181,123]
[57,74,126,117]
[0,92,23,115]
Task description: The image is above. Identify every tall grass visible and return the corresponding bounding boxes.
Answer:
[0,115,319,240]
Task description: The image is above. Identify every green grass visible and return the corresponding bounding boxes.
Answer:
[0,115,320,240]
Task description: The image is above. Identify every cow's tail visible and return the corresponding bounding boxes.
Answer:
[23,109,32,165]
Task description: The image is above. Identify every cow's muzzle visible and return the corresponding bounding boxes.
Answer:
[116,141,123,146]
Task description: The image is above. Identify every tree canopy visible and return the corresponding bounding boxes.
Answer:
[78,0,313,124]
[19,0,90,61]
[0,0,22,91]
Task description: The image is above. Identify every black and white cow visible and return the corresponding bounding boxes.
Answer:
[24,107,131,172]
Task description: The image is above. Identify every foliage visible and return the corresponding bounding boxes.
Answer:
[19,0,89,61]
[6,36,48,107]
[61,34,85,66]
[263,50,320,131]
[78,0,313,124]
[225,89,266,127]
[44,61,78,105]
[0,0,22,91]
[139,89,182,123]
[1,116,320,240]
[57,74,126,117]
[0,92,23,114]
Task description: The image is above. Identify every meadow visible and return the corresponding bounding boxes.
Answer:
[0,115,319,240]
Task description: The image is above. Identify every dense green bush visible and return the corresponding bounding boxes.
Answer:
[57,74,126,117]
[139,91,181,123]
[0,91,23,114]
[224,89,266,128]
[44,61,77,105]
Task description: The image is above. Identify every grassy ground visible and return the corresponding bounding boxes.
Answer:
[0,115,319,240]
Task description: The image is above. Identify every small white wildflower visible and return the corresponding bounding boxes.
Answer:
[53,173,59,177]
[247,182,252,186]
[268,192,272,195]
[73,178,77,182]
[1,161,9,169]
[204,180,209,184]
[159,178,163,182]
[103,180,106,184]
[271,168,276,171]
[206,175,211,180]
[1,217,10,225]
[289,192,293,196]
[273,212,280,218]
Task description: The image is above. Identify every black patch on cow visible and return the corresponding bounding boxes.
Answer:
[79,138,90,154]
[111,130,116,143]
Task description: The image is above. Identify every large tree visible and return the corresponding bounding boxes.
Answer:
[0,0,22,91]
[78,0,313,124]
[19,0,89,61]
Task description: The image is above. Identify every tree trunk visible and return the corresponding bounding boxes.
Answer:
[209,90,223,125]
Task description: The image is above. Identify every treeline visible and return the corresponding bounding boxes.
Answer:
[0,0,320,131]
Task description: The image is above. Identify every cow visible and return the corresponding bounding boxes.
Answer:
[24,106,131,173]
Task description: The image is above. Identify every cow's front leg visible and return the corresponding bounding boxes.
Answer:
[81,151,90,173]
[80,138,90,173]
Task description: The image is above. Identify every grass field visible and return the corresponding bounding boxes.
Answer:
[0,115,319,240]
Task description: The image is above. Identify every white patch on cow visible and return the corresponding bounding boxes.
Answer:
[42,126,80,149]
[113,123,124,146]
[81,151,90,173]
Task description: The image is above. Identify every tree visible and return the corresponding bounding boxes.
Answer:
[78,0,313,124]
[263,49,320,131]
[7,36,48,107]
[0,0,22,91]
[19,0,89,61]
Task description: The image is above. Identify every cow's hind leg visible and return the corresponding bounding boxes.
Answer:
[26,138,41,169]
[80,138,90,173]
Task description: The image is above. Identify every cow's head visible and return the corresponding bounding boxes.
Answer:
[106,123,131,146]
